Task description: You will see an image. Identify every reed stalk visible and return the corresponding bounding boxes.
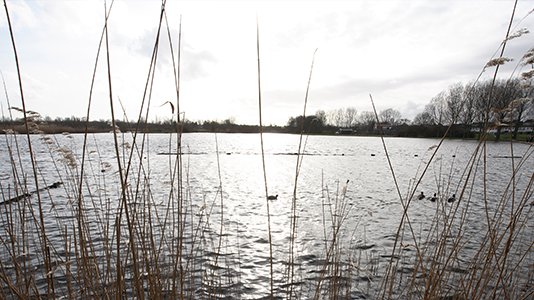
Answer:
[255,18,275,298]
[3,0,54,296]
[288,48,318,299]
[0,1,532,299]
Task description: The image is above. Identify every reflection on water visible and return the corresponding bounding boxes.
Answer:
[0,132,532,299]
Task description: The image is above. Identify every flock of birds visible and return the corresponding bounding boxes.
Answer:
[417,191,456,203]
[268,192,457,203]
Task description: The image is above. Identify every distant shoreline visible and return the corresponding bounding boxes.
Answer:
[1,120,532,142]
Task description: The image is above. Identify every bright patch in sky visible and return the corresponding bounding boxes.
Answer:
[1,0,533,125]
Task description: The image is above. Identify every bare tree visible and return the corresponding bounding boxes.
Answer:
[511,78,534,139]
[446,82,464,124]
[344,107,358,127]
[379,108,402,125]
[510,97,533,139]
[413,112,434,125]
[427,92,447,125]
[461,80,477,125]
[486,79,523,140]
[316,110,327,126]
[470,80,493,126]
[358,111,376,131]
[329,108,344,127]
[325,110,336,126]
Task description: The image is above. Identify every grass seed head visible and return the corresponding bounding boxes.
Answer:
[485,57,514,67]
[522,47,534,65]
[505,27,529,41]
[521,69,534,79]
[57,146,77,168]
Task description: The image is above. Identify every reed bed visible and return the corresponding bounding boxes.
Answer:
[1,0,533,299]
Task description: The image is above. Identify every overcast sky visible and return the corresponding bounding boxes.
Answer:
[1,0,533,126]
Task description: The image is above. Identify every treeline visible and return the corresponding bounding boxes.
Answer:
[0,116,287,134]
[285,113,474,138]
[413,78,533,140]
[1,79,532,140]
[286,78,533,140]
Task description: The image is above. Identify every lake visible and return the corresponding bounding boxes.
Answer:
[0,132,532,299]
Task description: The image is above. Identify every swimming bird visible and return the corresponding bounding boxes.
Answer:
[267,194,278,200]
[417,192,425,200]
[429,193,437,202]
[447,194,456,203]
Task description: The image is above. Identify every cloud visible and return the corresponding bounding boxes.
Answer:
[126,27,218,81]
[1,0,533,125]
[182,46,218,80]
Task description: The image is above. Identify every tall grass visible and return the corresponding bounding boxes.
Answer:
[256,18,275,298]
[1,0,533,299]
[367,2,533,298]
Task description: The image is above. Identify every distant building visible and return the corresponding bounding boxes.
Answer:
[518,120,534,134]
[374,122,392,131]
[469,120,533,134]
[336,128,354,135]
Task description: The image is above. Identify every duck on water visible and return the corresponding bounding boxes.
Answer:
[267,195,278,200]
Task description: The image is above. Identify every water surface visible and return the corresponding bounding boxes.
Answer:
[0,132,532,298]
